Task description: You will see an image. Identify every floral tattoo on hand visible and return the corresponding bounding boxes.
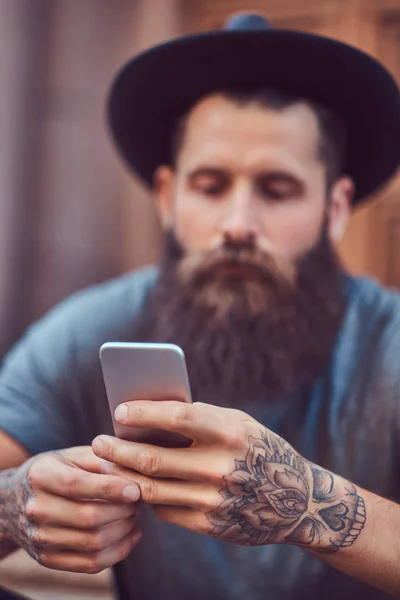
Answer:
[206,431,366,552]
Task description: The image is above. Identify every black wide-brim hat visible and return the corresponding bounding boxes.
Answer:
[108,13,400,205]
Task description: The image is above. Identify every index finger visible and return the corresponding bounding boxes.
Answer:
[114,401,227,443]
[30,455,141,503]
[61,446,117,474]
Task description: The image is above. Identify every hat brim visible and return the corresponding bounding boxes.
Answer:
[108,29,400,205]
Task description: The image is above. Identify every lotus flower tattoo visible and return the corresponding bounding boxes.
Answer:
[206,431,366,552]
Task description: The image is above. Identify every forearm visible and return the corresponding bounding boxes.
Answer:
[0,469,20,559]
[206,429,400,595]
[311,485,400,597]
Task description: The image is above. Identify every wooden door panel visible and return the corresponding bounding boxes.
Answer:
[366,4,400,286]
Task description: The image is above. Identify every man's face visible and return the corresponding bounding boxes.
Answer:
[141,94,353,402]
[155,94,352,278]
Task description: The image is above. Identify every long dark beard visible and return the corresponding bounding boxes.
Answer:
[133,229,347,406]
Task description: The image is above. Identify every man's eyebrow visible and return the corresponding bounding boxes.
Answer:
[255,171,303,185]
[187,166,229,179]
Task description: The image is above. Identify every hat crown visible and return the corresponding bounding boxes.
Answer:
[224,13,271,31]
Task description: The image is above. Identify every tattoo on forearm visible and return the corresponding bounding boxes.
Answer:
[206,430,366,552]
[0,469,19,555]
[0,464,42,560]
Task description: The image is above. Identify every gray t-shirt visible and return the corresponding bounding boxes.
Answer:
[0,267,399,600]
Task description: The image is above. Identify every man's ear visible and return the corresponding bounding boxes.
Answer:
[154,165,174,229]
[327,177,354,244]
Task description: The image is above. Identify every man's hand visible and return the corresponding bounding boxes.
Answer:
[92,401,366,553]
[1,447,141,573]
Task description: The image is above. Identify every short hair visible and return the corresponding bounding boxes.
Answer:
[170,88,347,189]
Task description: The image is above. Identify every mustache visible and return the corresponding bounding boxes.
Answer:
[176,238,296,287]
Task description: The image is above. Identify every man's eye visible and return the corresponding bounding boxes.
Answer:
[196,180,226,196]
[203,184,224,195]
[259,185,292,200]
[268,189,290,199]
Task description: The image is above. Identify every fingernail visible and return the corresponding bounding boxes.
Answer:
[123,484,140,501]
[93,438,104,457]
[115,404,128,423]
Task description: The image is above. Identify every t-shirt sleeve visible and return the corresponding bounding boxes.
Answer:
[0,268,157,457]
[0,294,89,455]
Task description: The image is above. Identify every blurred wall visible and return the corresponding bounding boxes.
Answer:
[0,0,183,358]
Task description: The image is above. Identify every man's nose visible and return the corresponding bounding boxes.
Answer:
[221,197,259,246]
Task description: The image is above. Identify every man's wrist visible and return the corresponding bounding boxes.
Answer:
[0,469,19,547]
[285,462,367,554]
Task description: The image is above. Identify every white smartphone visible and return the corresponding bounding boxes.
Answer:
[99,342,192,446]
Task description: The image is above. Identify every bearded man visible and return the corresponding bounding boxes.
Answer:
[1,13,400,600]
